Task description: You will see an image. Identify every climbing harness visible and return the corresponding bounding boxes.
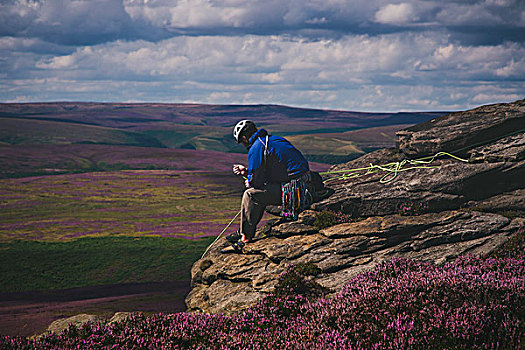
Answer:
[281,171,312,220]
[321,151,469,184]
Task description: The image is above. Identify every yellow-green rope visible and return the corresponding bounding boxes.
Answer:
[321,151,469,184]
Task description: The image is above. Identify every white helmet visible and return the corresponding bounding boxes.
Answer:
[233,120,256,143]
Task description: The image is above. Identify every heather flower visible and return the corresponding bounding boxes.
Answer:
[2,255,523,349]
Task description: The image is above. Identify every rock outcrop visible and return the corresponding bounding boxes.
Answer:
[186,99,525,315]
[35,312,132,338]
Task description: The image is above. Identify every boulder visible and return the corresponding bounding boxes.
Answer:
[396,99,525,158]
[38,312,134,339]
[45,314,103,335]
[107,312,132,325]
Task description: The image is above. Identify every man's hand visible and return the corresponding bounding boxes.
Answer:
[244,179,250,188]
[233,164,247,177]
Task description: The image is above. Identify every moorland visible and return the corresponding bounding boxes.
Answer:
[0,102,445,336]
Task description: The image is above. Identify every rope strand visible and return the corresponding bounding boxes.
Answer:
[201,209,242,259]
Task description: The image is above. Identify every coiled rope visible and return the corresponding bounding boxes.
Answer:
[321,151,469,184]
[320,126,525,184]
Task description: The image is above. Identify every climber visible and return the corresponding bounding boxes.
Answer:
[226,120,312,251]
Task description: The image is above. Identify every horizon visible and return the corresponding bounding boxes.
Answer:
[1,0,524,112]
[0,100,457,114]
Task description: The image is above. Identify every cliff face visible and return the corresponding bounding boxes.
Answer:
[186,99,525,315]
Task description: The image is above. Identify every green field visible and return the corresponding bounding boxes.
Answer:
[0,236,214,293]
[0,169,245,292]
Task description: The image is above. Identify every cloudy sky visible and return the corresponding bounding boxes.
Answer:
[1,0,524,111]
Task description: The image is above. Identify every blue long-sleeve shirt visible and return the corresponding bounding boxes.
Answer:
[247,129,309,189]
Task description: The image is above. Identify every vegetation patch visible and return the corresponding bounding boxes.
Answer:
[313,210,355,230]
[398,201,428,216]
[273,262,327,298]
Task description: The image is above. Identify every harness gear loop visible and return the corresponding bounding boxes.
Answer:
[281,171,312,220]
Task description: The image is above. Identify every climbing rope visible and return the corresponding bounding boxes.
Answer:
[200,174,248,258]
[321,151,469,184]
[201,209,242,259]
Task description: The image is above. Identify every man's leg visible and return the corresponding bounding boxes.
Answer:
[240,184,281,241]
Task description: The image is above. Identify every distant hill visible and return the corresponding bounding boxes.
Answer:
[0,102,447,166]
[0,103,447,131]
[0,117,163,148]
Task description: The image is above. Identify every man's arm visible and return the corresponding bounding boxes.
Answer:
[247,144,266,189]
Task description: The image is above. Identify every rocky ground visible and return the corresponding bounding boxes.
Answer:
[186,99,525,314]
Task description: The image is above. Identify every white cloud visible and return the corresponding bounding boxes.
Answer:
[207,91,232,102]
[375,3,417,25]
[495,58,525,77]
[434,44,455,60]
[261,73,283,83]
[2,31,519,110]
[36,54,76,69]
[472,92,521,103]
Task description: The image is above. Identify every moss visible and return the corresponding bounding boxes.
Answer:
[500,210,525,220]
[294,262,322,277]
[313,211,339,230]
[313,210,356,230]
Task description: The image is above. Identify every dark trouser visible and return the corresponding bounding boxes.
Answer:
[240,183,282,241]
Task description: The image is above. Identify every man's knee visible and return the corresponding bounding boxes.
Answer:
[242,188,263,206]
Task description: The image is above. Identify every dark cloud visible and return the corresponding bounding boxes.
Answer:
[1,1,523,46]
[447,26,525,45]
[0,0,170,45]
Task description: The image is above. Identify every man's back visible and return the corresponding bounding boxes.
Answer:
[247,129,309,188]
